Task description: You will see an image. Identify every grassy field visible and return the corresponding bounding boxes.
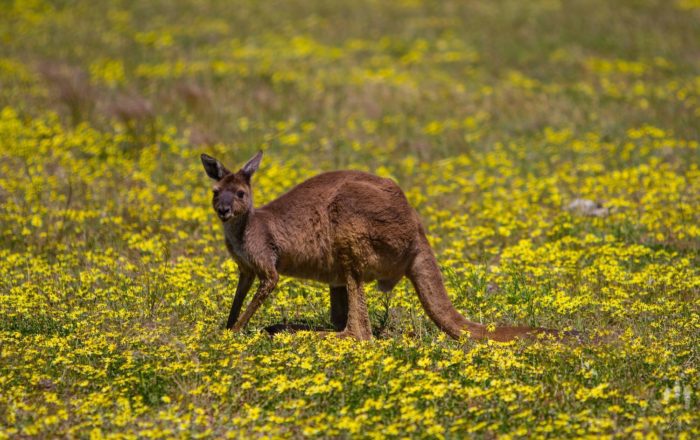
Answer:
[1,0,699,438]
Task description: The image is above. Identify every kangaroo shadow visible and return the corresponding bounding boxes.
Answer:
[262,317,394,339]
[263,322,331,335]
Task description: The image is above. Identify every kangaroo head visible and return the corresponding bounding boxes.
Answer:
[200,151,263,222]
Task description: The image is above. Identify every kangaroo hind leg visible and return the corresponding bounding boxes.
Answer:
[337,275,373,340]
[377,277,400,293]
[330,285,349,331]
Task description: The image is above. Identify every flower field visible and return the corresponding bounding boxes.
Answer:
[1,0,699,438]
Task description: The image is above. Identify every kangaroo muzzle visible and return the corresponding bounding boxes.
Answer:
[216,192,234,221]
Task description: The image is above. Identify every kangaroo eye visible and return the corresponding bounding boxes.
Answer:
[212,189,220,196]
[236,190,245,199]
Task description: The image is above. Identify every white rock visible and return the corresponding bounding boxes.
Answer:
[566,198,609,217]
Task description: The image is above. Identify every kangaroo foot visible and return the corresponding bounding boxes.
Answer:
[334,329,372,341]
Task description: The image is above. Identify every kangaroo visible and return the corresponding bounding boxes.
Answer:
[201,151,558,342]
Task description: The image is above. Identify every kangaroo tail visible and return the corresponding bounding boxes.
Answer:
[406,239,557,342]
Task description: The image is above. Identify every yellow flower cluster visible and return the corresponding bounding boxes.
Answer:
[1,0,699,438]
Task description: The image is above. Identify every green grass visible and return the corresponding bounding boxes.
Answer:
[0,0,699,438]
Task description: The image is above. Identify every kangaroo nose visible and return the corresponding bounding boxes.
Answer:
[217,206,231,217]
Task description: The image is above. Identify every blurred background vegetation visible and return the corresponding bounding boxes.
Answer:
[2,0,699,164]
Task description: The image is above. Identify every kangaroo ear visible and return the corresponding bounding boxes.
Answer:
[200,154,230,181]
[240,151,263,181]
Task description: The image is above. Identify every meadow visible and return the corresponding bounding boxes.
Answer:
[1,0,699,438]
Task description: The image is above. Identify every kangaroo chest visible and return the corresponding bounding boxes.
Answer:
[224,225,252,268]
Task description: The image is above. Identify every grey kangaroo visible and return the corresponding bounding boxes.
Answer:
[201,151,558,341]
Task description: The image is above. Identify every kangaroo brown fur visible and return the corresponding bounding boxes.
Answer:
[201,151,559,342]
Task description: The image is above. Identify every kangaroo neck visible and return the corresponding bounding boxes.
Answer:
[226,209,253,243]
